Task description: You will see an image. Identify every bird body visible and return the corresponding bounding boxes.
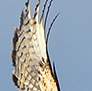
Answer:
[11,0,60,91]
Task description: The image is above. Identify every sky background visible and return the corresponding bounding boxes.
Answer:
[0,0,92,91]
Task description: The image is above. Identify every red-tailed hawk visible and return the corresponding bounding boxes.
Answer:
[11,0,60,91]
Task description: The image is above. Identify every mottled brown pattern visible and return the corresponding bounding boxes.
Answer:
[41,66,58,91]
[11,0,60,91]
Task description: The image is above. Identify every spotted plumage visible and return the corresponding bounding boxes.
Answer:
[11,0,60,91]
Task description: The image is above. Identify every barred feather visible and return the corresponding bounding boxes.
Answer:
[11,0,60,91]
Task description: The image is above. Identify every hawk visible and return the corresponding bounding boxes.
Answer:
[11,0,60,91]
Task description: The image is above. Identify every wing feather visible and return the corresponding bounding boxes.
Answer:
[11,0,60,91]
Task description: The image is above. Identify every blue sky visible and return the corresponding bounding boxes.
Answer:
[0,0,92,91]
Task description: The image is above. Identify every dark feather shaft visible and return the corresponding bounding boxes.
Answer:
[44,0,53,30]
[40,0,48,23]
[46,13,60,44]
